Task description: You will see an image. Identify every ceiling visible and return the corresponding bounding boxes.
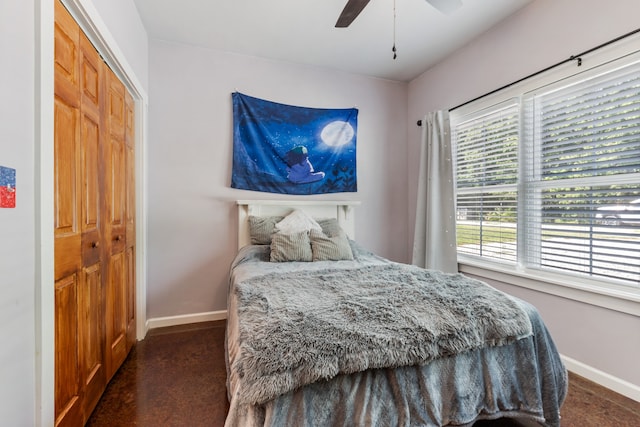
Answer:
[133,0,534,82]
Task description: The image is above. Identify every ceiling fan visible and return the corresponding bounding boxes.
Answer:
[335,0,463,28]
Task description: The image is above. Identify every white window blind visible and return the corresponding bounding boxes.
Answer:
[453,101,519,263]
[523,62,640,285]
[452,51,640,290]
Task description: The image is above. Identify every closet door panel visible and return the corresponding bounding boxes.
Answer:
[79,262,104,416]
[105,68,130,379]
[80,114,101,264]
[79,32,103,265]
[107,74,126,253]
[53,99,79,235]
[54,274,82,427]
[125,246,136,348]
[108,75,125,138]
[54,97,81,280]
[125,91,135,242]
[78,30,107,422]
[109,133,126,252]
[106,251,128,378]
[54,0,79,108]
[54,4,83,426]
[53,0,82,279]
[125,91,136,349]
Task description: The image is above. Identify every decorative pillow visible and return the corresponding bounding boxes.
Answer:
[270,231,313,262]
[275,209,322,234]
[248,215,283,245]
[309,229,354,261]
[317,218,344,238]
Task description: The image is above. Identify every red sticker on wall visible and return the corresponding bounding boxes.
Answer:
[0,166,16,208]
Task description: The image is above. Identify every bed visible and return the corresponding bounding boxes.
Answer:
[225,200,567,427]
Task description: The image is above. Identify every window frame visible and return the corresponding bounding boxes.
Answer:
[454,99,520,264]
[450,33,640,314]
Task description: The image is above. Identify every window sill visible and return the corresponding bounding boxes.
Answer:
[457,258,640,317]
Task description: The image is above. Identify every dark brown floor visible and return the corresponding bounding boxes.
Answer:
[87,320,640,427]
[87,321,229,427]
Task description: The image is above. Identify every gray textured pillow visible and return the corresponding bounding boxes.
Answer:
[248,215,284,245]
[270,231,313,262]
[309,229,354,261]
[316,218,344,238]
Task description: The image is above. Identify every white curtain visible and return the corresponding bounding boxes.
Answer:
[412,111,457,273]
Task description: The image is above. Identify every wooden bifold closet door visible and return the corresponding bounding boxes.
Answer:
[53,1,136,425]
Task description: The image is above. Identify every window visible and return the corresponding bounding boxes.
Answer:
[452,51,640,291]
[454,101,519,263]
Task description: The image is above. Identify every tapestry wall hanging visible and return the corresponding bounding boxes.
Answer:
[231,92,358,195]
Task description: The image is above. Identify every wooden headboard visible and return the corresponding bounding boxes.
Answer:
[237,200,360,249]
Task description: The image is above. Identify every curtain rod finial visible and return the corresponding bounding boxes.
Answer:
[417,120,422,126]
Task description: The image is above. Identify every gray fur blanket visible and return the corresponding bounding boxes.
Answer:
[234,263,532,405]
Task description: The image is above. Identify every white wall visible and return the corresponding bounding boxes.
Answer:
[88,0,149,91]
[0,1,37,424]
[407,0,640,394]
[146,41,408,318]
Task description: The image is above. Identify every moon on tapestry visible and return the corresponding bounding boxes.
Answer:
[321,121,355,147]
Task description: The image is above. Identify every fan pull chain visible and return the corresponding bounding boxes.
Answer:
[392,0,397,59]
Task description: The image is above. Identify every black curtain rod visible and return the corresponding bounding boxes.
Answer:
[416,27,640,126]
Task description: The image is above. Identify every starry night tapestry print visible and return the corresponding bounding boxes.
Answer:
[231,92,358,195]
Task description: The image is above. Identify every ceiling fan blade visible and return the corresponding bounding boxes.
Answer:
[425,0,463,15]
[335,0,371,28]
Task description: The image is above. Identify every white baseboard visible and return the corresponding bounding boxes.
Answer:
[146,310,228,331]
[562,354,640,402]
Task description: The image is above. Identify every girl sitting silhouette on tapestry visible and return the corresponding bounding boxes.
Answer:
[285,146,325,184]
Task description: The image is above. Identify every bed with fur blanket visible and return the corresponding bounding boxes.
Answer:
[225,202,567,427]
